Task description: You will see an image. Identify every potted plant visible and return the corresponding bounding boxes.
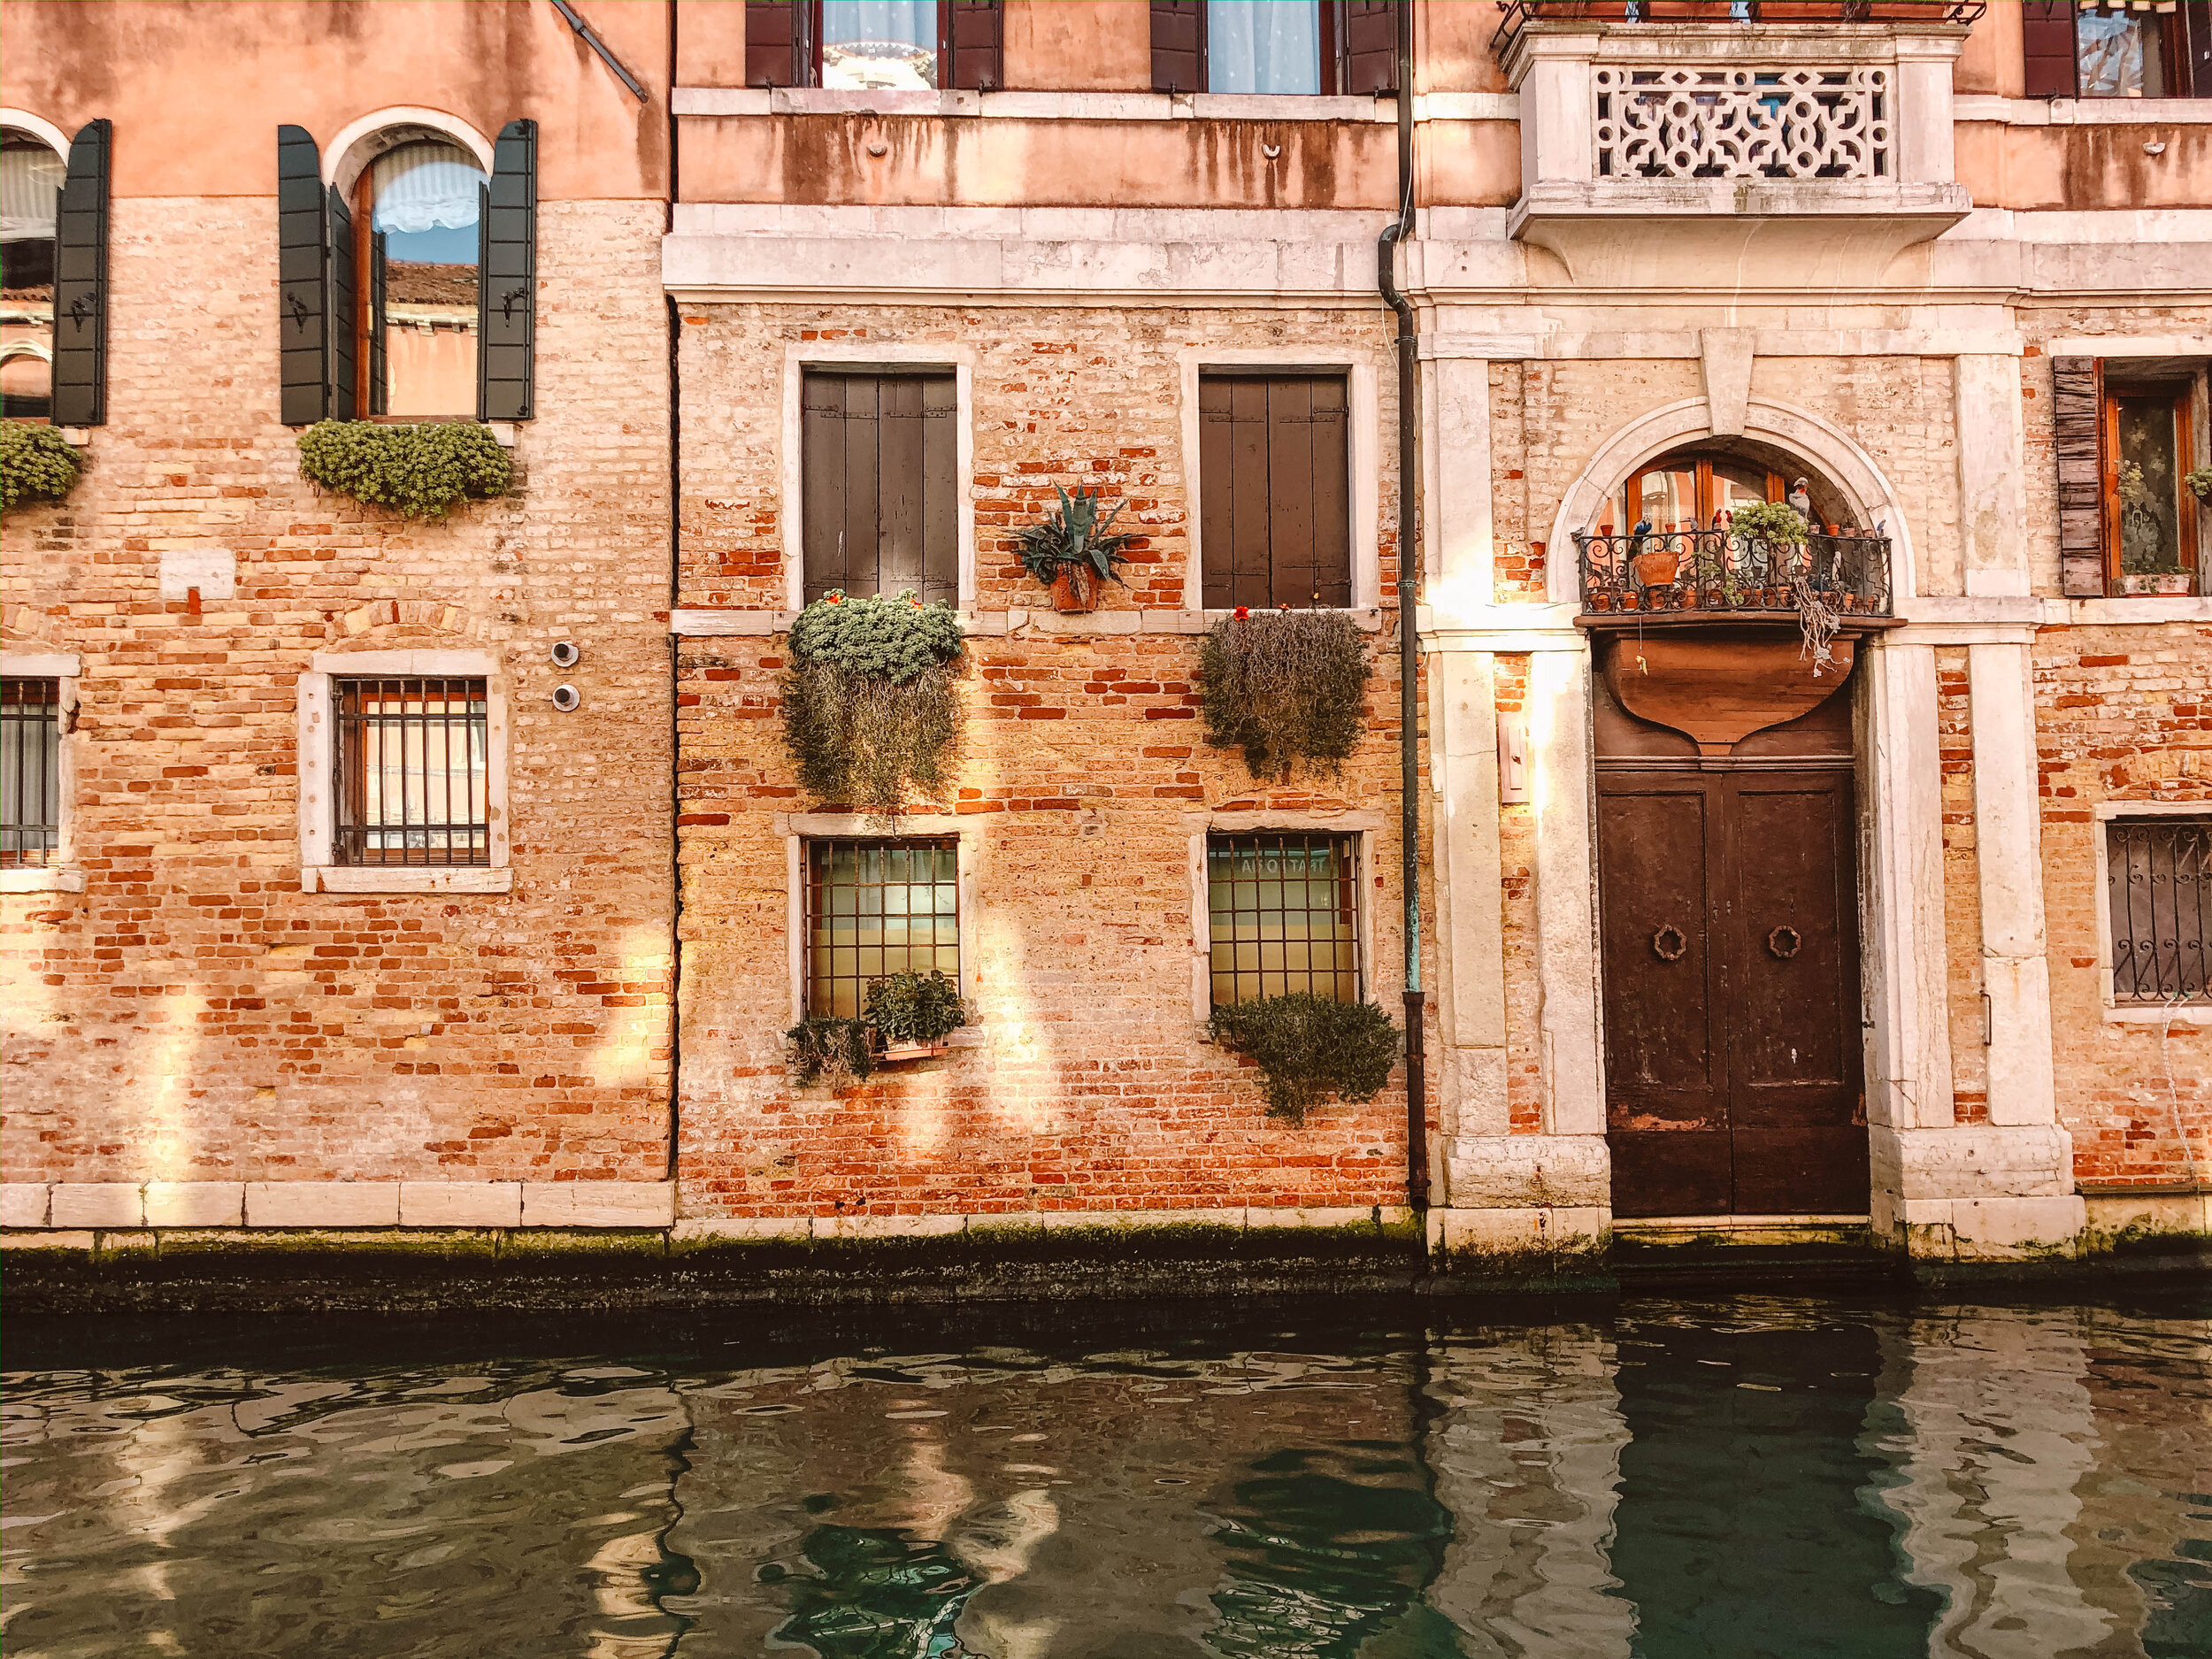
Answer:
[1208,993,1402,1125]
[0,420,81,513]
[1198,606,1372,780]
[863,969,969,1061]
[296,419,511,518]
[786,1016,876,1087]
[1629,540,1681,590]
[2116,572,2196,596]
[1014,484,1138,613]
[781,589,964,817]
[2185,465,2211,502]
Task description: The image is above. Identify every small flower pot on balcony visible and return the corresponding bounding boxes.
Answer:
[1049,564,1099,613]
[1630,548,1681,588]
[879,1040,951,1064]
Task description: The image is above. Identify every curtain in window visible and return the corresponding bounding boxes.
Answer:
[2075,9,2166,96]
[0,140,63,244]
[822,0,938,89]
[1206,0,1320,95]
[369,143,484,235]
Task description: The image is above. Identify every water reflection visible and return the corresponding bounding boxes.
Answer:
[3,1294,2206,1657]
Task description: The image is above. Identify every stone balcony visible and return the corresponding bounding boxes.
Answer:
[1497,10,1975,286]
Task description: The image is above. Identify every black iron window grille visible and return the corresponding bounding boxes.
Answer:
[804,837,960,1018]
[2108,818,2211,1004]
[1207,831,1361,1008]
[334,676,490,866]
[0,676,61,867]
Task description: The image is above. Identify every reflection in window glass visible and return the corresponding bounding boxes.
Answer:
[2076,12,2165,97]
[366,142,485,417]
[2115,396,2185,575]
[0,132,64,419]
[805,839,961,1018]
[1208,0,1321,95]
[822,0,937,89]
[1208,832,1359,1008]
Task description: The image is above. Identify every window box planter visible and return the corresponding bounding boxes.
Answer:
[878,1040,951,1064]
[2114,573,2195,597]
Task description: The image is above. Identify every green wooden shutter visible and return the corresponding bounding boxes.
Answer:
[2053,357,2106,598]
[50,119,110,426]
[368,228,388,416]
[277,125,329,426]
[325,184,357,421]
[478,119,535,421]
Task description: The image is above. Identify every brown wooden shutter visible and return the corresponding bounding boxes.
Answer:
[2021,2,2077,98]
[2186,1,2212,97]
[947,0,1003,89]
[803,371,958,609]
[746,0,806,88]
[1151,0,1204,93]
[1200,374,1352,610]
[2053,357,2107,598]
[1339,1,1399,96]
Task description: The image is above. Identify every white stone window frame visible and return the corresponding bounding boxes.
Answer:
[0,652,83,894]
[780,342,978,614]
[779,813,981,1025]
[1187,809,1382,1025]
[1176,346,1385,622]
[2091,801,2212,1026]
[296,649,512,894]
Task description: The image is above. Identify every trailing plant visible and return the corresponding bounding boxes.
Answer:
[1790,574,1843,677]
[781,589,964,816]
[1726,500,1809,548]
[0,420,81,513]
[1013,485,1138,590]
[786,1016,876,1087]
[864,969,969,1047]
[2186,465,2212,502]
[296,419,511,518]
[1209,994,1402,1125]
[1197,607,1371,780]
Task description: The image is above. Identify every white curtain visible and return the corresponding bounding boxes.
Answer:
[0,142,65,244]
[821,0,936,89]
[370,143,484,235]
[1206,0,1321,96]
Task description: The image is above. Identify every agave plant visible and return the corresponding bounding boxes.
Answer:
[1013,485,1138,591]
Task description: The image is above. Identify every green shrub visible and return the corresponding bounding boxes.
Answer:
[1209,994,1402,1125]
[0,421,82,513]
[782,591,964,817]
[864,970,969,1047]
[296,419,511,518]
[1727,501,1809,547]
[1013,484,1137,590]
[1198,608,1371,780]
[786,1016,876,1087]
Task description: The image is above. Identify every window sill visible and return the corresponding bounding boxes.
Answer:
[2103,1003,2212,1026]
[303,865,512,894]
[0,866,85,894]
[674,88,1397,124]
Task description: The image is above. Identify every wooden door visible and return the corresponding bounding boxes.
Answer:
[1600,769,1866,1217]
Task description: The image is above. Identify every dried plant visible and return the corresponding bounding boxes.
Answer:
[1209,994,1401,1125]
[1792,575,1843,677]
[781,590,964,817]
[1197,608,1372,780]
[786,1016,875,1087]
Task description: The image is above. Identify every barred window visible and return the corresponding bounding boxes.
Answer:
[804,837,960,1018]
[1207,831,1360,1008]
[1,677,60,867]
[334,677,489,866]
[2108,818,2211,1004]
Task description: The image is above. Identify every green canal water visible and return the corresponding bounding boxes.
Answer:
[3,1290,2206,1657]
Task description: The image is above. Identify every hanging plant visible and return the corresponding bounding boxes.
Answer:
[2185,465,2212,502]
[296,419,511,518]
[781,589,964,816]
[1013,484,1138,613]
[0,421,81,513]
[864,969,969,1057]
[1197,607,1371,780]
[786,1016,876,1087]
[1208,994,1402,1125]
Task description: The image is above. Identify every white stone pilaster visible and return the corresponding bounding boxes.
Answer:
[1532,649,1605,1138]
[1968,641,2058,1127]
[1434,650,1510,1143]
[1865,642,1955,1137]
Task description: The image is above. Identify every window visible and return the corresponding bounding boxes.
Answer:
[803,837,960,1017]
[2107,818,2210,1004]
[1589,450,1785,536]
[802,367,959,606]
[745,0,1004,90]
[2105,381,2200,589]
[334,676,489,866]
[0,676,59,866]
[2024,3,2212,99]
[1198,372,1352,609]
[1150,1,1399,96]
[1207,831,1360,1007]
[0,130,65,419]
[356,142,488,418]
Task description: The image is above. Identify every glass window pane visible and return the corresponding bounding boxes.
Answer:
[822,0,936,88]
[1207,0,1320,95]
[2115,396,2185,575]
[370,142,485,418]
[2076,14,2165,97]
[0,136,61,419]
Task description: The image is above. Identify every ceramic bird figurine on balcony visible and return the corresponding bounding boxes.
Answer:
[1787,478,1813,521]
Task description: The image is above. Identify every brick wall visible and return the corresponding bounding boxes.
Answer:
[0,198,675,1187]
[1936,646,1989,1121]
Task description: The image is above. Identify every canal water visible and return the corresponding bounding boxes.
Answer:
[4,1290,2206,1657]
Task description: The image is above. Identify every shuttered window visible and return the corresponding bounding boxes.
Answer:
[746,0,807,86]
[1150,1,1398,94]
[747,1,1004,89]
[51,120,111,426]
[1199,372,1352,610]
[478,120,536,422]
[802,369,959,608]
[1340,0,1399,95]
[2108,818,2211,1004]
[2052,357,2107,599]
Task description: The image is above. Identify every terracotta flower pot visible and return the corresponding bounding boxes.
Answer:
[1630,548,1680,588]
[1049,564,1097,613]
[879,1040,950,1063]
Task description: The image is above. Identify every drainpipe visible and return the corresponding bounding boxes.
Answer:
[664,1,684,1185]
[1377,0,1427,1220]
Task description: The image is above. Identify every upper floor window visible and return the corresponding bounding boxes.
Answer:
[1151,0,1400,96]
[0,130,65,420]
[357,142,487,418]
[745,0,1005,91]
[2024,3,2212,99]
[801,366,960,608]
[1589,450,1786,536]
[1199,371,1352,610]
[2105,378,2200,593]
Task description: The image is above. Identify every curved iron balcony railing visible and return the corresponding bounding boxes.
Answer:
[1573,527,1893,618]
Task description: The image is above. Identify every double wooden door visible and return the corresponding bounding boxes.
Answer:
[1598,768,1867,1218]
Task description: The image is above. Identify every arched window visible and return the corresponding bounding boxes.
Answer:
[0,127,66,419]
[1587,442,1852,537]
[356,139,487,418]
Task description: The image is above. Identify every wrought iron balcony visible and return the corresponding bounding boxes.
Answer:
[1573,527,1893,619]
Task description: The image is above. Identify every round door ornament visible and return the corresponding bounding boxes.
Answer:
[1651,924,1688,962]
[1767,925,1802,960]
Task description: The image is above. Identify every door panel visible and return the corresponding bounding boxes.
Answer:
[1610,1131,1732,1220]
[1598,780,1724,1124]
